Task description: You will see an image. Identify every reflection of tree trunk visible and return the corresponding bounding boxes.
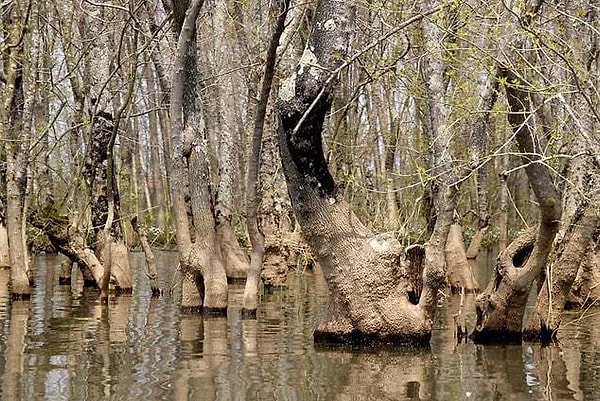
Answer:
[1,301,29,399]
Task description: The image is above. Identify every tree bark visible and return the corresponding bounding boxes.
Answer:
[169,0,228,313]
[1,0,33,298]
[472,66,562,343]
[445,223,479,293]
[523,160,599,340]
[277,1,442,344]
[131,216,161,296]
[243,0,290,316]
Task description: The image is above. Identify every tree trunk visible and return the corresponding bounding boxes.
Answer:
[445,223,479,293]
[169,0,228,314]
[472,65,562,343]
[277,1,442,344]
[83,111,132,295]
[243,0,290,316]
[465,66,499,259]
[131,217,161,296]
[523,164,599,340]
[1,0,33,298]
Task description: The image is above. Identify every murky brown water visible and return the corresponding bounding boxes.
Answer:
[0,251,598,400]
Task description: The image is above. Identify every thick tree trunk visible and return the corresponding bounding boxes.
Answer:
[169,0,228,314]
[1,2,33,298]
[277,1,442,344]
[472,66,562,343]
[523,172,599,340]
[568,237,600,307]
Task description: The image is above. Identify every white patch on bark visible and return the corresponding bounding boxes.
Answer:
[279,73,296,101]
[368,237,392,253]
[324,19,336,31]
[298,48,320,77]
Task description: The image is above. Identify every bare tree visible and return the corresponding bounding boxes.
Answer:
[1,0,33,297]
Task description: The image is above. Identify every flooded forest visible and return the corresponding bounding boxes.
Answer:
[0,0,599,400]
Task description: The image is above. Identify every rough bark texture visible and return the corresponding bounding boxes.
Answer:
[29,205,104,286]
[169,0,228,314]
[83,112,132,294]
[1,1,33,297]
[568,236,600,307]
[243,0,290,316]
[0,220,10,268]
[465,67,499,259]
[472,66,562,343]
[523,174,599,340]
[277,1,442,345]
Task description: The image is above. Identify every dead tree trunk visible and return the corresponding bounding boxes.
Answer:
[84,111,133,296]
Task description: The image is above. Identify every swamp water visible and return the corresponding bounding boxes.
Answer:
[0,251,598,400]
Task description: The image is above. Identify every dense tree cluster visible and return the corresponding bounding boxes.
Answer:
[0,0,598,344]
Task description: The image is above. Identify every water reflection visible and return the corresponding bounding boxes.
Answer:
[0,252,597,400]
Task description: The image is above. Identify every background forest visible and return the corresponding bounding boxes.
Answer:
[0,0,598,343]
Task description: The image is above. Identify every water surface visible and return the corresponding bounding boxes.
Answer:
[0,251,598,400]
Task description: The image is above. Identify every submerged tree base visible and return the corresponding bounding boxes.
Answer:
[241,308,258,319]
[469,329,523,345]
[314,329,431,347]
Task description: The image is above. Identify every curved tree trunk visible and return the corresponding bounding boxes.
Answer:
[472,65,562,343]
[523,172,599,340]
[277,1,444,344]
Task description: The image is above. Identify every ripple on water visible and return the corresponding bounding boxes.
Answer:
[1,253,600,401]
